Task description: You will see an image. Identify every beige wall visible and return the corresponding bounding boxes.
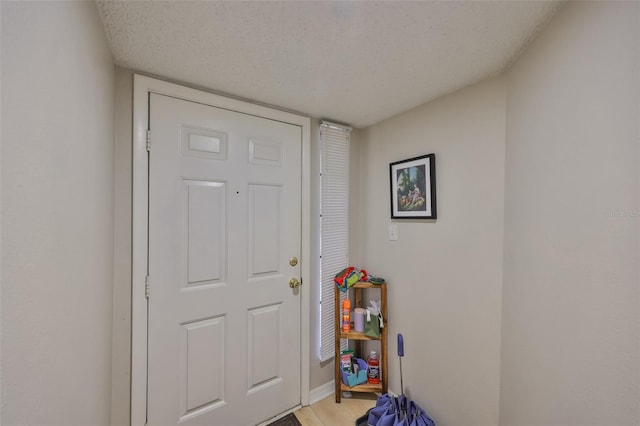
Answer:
[355,4,640,425]
[500,2,640,425]
[1,2,115,425]
[358,76,507,425]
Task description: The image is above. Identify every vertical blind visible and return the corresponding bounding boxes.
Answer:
[319,121,351,361]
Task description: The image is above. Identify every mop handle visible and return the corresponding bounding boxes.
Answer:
[397,333,404,396]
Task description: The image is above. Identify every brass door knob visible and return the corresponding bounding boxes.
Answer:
[289,278,301,288]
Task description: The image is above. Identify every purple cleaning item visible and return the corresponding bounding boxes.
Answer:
[397,333,404,395]
[362,333,437,426]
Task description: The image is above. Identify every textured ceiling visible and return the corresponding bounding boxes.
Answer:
[97,0,563,128]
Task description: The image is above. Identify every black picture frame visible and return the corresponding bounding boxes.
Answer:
[390,154,437,219]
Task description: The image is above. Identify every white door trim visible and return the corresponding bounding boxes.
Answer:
[132,74,311,426]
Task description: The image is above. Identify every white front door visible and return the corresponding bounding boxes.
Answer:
[147,93,302,425]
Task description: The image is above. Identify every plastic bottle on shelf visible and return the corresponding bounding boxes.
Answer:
[367,350,380,384]
[354,308,365,332]
[342,299,351,332]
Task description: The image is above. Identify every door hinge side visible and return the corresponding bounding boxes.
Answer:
[145,275,150,299]
[146,129,151,152]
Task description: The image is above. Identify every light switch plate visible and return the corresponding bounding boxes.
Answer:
[388,223,398,241]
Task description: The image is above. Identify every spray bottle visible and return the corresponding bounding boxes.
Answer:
[342,298,351,332]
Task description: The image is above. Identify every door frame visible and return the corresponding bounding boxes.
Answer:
[131,74,311,426]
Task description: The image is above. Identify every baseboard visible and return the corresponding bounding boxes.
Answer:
[309,380,335,405]
[308,380,392,406]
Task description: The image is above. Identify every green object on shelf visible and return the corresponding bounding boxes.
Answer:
[364,313,381,338]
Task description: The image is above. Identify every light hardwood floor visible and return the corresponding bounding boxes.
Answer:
[294,393,377,426]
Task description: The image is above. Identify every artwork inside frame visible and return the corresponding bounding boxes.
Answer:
[390,154,437,219]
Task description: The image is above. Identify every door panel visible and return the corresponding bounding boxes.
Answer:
[247,304,282,390]
[181,316,225,416]
[148,93,301,425]
[248,184,281,276]
[185,180,226,285]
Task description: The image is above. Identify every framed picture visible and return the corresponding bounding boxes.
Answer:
[390,154,437,219]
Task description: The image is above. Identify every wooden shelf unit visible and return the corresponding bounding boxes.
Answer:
[334,281,388,403]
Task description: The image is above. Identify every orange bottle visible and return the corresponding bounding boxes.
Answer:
[342,299,351,332]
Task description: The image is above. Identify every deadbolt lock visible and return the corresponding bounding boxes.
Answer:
[289,257,298,267]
